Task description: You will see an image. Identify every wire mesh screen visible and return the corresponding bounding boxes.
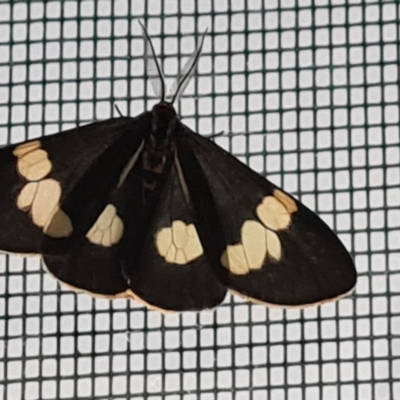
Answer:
[0,1,399,399]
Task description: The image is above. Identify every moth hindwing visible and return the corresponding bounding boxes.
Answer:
[0,28,356,311]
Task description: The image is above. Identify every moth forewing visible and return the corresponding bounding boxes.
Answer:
[0,118,138,255]
[122,156,227,312]
[178,126,357,307]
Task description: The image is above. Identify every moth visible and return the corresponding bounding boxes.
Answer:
[0,26,356,312]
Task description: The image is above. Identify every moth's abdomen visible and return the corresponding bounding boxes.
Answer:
[141,149,173,192]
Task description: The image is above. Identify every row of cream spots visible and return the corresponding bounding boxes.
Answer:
[17,179,73,237]
[221,220,281,275]
[14,141,73,238]
[13,141,124,246]
[14,140,296,262]
[154,190,297,274]
[14,141,52,180]
[221,190,298,275]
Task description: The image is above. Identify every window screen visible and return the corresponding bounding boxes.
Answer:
[0,1,399,400]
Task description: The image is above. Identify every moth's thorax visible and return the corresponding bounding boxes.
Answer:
[141,102,178,192]
[150,102,179,142]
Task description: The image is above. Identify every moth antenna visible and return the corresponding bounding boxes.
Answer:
[170,29,208,105]
[208,131,246,139]
[114,103,124,117]
[139,20,166,102]
[208,130,225,139]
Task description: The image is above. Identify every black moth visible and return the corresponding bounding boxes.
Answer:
[0,27,356,312]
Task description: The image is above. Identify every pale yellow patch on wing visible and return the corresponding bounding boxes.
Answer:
[86,204,124,247]
[256,196,291,231]
[241,220,267,270]
[185,224,203,260]
[221,244,248,275]
[16,182,38,211]
[156,228,172,257]
[172,220,188,249]
[16,177,73,237]
[31,179,61,227]
[89,230,103,243]
[102,230,112,247]
[166,245,177,262]
[274,189,298,214]
[14,142,73,238]
[155,221,203,265]
[221,190,295,272]
[43,207,73,238]
[221,220,273,274]
[13,140,41,158]
[221,217,285,275]
[175,249,187,264]
[266,229,281,260]
[17,149,52,181]
[111,216,124,243]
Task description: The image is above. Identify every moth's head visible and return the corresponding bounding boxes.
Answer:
[139,21,207,105]
[151,102,177,120]
[151,102,178,135]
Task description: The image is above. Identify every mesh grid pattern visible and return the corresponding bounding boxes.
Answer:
[0,1,399,399]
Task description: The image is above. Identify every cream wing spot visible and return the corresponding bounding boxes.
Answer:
[14,142,72,237]
[274,189,298,214]
[175,249,187,264]
[256,196,291,231]
[221,219,285,275]
[241,220,267,270]
[156,228,173,257]
[155,221,203,265]
[16,182,38,211]
[172,220,188,249]
[13,140,41,158]
[43,207,73,238]
[221,244,249,275]
[17,149,52,181]
[31,179,61,227]
[102,230,112,247]
[88,229,103,244]
[96,204,116,230]
[86,204,124,246]
[184,224,203,261]
[166,245,177,263]
[266,229,282,260]
[110,216,124,244]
